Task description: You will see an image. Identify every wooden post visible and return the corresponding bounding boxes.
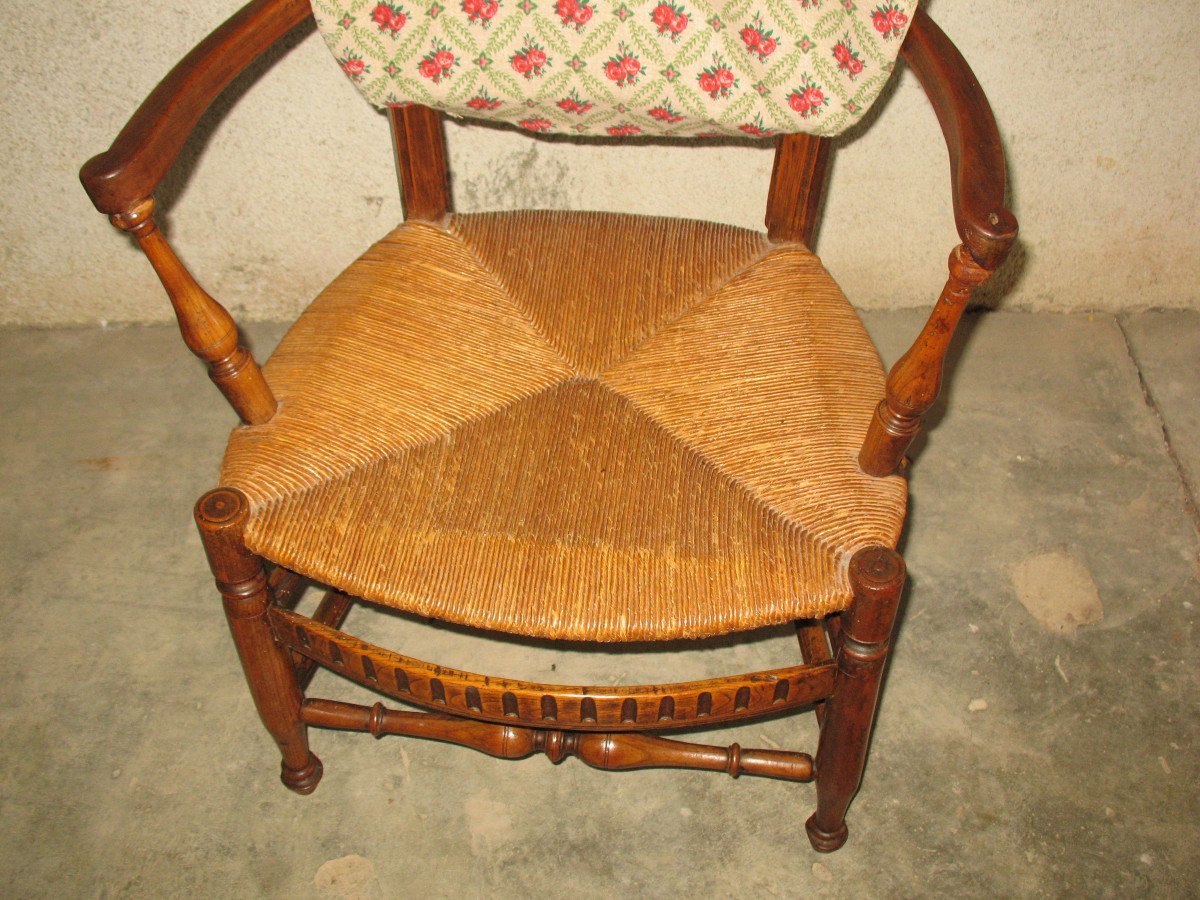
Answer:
[196,488,322,794]
[858,245,990,477]
[806,546,905,852]
[110,199,276,425]
[765,133,832,248]
[388,105,451,221]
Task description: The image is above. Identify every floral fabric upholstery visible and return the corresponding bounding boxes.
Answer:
[312,0,917,138]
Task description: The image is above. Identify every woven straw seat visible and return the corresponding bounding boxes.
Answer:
[220,210,906,641]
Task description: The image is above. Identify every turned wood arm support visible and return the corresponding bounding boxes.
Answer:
[110,199,278,424]
[859,246,988,477]
[860,11,1020,478]
[79,0,310,424]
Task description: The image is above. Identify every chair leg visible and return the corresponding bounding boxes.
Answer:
[195,488,323,794]
[805,546,906,852]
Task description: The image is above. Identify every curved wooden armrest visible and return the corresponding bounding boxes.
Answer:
[861,12,1021,477]
[79,0,311,216]
[902,8,1018,270]
[78,0,309,426]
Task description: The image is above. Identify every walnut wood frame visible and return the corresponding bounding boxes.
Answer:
[85,0,1017,854]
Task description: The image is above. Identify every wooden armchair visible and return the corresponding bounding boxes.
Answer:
[81,0,1016,853]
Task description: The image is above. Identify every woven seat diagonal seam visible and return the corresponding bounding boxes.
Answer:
[242,374,825,549]
[591,242,809,381]
[236,230,837,543]
[377,221,580,378]
[600,383,859,570]
[594,242,904,563]
[239,379,581,546]
[231,214,776,537]
[420,219,586,377]
[242,378,848,634]
[446,212,776,374]
[243,375,822,554]
[223,220,581,509]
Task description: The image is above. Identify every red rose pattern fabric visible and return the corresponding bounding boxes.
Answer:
[313,0,917,138]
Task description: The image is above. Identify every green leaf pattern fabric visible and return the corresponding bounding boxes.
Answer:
[311,0,917,138]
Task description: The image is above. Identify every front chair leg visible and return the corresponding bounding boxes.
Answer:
[195,488,323,794]
[806,546,906,852]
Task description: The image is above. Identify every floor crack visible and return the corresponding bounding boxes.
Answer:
[1115,315,1200,538]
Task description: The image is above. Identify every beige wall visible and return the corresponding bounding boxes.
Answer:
[2,1,1197,326]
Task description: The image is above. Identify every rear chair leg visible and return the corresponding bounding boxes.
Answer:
[195,488,323,794]
[806,546,905,852]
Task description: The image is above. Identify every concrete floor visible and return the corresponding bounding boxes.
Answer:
[1,310,1197,897]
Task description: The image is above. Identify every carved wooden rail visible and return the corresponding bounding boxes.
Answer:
[270,607,836,732]
[265,569,356,689]
[265,569,355,689]
[303,698,814,782]
[292,591,355,691]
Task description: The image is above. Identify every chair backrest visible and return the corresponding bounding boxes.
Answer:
[313,0,917,138]
[386,101,834,246]
[80,0,1015,472]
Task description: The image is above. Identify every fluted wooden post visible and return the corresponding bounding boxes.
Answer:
[859,245,990,477]
[110,199,277,424]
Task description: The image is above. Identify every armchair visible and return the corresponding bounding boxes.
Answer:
[82,0,1016,853]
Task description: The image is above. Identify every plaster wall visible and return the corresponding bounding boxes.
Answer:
[2,0,1197,326]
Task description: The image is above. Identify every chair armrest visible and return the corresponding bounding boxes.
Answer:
[78,0,310,426]
[859,11,1020,477]
[901,8,1018,270]
[80,0,311,216]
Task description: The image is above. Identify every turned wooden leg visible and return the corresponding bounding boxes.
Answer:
[806,546,905,852]
[195,488,322,794]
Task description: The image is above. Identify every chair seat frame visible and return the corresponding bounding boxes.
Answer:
[82,0,1016,853]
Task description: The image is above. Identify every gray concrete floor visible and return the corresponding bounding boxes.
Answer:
[1,310,1197,897]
